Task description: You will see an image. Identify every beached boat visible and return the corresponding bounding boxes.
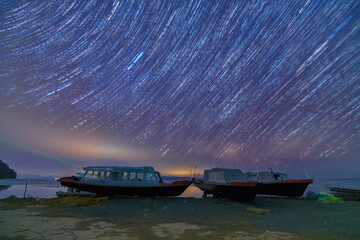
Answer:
[247,171,313,197]
[56,166,192,197]
[330,187,360,201]
[194,168,261,201]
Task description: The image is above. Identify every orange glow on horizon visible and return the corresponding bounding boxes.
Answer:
[160,166,205,177]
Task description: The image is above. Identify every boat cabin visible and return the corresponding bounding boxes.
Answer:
[80,166,163,186]
[203,168,248,184]
[247,172,288,183]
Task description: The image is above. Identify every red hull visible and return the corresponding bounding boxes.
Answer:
[258,179,313,197]
[57,177,192,197]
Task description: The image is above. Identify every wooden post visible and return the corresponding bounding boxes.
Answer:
[23,182,28,198]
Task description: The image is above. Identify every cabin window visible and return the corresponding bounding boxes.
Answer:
[82,171,88,179]
[100,171,105,179]
[105,171,111,179]
[130,172,136,181]
[93,171,100,179]
[118,172,124,181]
[247,173,257,182]
[112,172,118,181]
[123,172,128,181]
[85,171,90,180]
[227,174,236,183]
[137,172,144,181]
[260,174,266,181]
[83,171,89,178]
[146,173,156,181]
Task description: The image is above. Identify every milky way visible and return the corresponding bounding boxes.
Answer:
[1,0,359,166]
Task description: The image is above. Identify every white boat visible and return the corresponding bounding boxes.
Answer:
[194,168,261,201]
[247,171,313,197]
[57,166,192,197]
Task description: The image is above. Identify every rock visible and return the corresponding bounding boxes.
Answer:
[0,160,17,179]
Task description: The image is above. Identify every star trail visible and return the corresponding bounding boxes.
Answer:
[0,0,359,176]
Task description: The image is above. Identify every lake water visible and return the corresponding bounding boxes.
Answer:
[0,178,359,199]
[0,179,63,199]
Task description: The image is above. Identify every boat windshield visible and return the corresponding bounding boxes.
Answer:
[146,173,157,182]
[81,168,161,184]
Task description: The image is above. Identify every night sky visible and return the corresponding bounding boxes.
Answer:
[0,0,359,178]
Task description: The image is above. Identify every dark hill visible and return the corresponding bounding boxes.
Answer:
[0,160,17,179]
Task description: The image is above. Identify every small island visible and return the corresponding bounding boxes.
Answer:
[0,160,17,179]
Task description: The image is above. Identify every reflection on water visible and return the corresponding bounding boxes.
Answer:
[0,179,66,199]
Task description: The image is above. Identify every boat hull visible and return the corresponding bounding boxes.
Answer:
[330,187,360,201]
[258,179,313,197]
[57,177,192,197]
[194,182,260,202]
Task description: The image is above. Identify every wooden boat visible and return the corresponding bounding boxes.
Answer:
[247,172,313,197]
[57,166,192,197]
[194,168,261,201]
[330,187,360,201]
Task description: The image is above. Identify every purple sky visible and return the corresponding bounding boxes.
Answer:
[1,1,359,178]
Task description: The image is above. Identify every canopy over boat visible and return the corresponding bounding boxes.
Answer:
[203,168,248,184]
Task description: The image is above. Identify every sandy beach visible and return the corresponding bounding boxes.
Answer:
[0,196,359,240]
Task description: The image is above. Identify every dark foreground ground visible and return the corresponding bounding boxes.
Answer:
[0,196,359,239]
